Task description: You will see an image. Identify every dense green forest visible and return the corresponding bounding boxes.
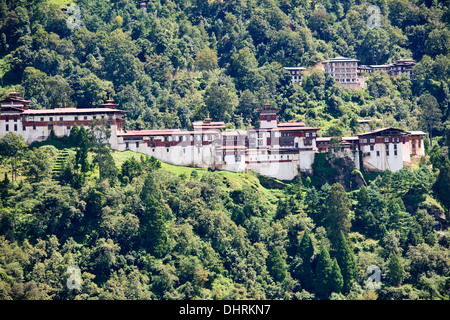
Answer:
[0,0,450,300]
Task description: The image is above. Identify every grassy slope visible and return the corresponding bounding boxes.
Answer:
[0,142,298,212]
[111,149,284,206]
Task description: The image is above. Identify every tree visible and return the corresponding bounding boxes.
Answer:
[419,93,443,146]
[354,185,370,232]
[434,159,450,213]
[24,147,52,182]
[387,253,404,287]
[324,183,352,247]
[334,232,357,294]
[315,247,333,299]
[296,231,314,291]
[75,125,89,173]
[0,132,27,182]
[229,47,258,89]
[94,147,117,184]
[203,82,238,122]
[69,124,80,147]
[121,157,142,183]
[267,248,287,282]
[194,48,218,71]
[330,258,343,294]
[139,173,169,258]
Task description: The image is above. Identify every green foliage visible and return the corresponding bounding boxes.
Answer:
[330,258,344,295]
[267,248,287,283]
[324,183,352,247]
[0,0,449,301]
[315,247,334,299]
[139,173,169,258]
[434,159,450,212]
[295,231,314,291]
[388,253,404,287]
[334,232,357,294]
[0,132,28,182]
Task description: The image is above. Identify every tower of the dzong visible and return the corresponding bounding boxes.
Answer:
[257,104,279,129]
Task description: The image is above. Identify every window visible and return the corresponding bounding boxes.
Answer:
[75,116,78,121]
[23,126,26,131]
[48,124,53,130]
[60,117,64,121]
[394,150,398,156]
[386,150,389,156]
[33,124,36,130]
[84,116,88,120]
[136,142,139,148]
[370,145,374,151]
[363,139,367,143]
[14,124,17,131]
[125,142,129,149]
[49,117,53,122]
[5,124,9,131]
[13,116,17,122]
[394,144,397,150]
[376,151,380,157]
[384,138,389,143]
[41,117,44,122]
[306,132,310,137]
[5,116,9,122]
[370,138,375,143]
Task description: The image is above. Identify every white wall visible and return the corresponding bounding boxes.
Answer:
[362,143,405,172]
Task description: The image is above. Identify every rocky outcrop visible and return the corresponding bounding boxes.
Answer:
[312,152,365,190]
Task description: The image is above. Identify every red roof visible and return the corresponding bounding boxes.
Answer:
[119,129,223,136]
[278,122,306,127]
[22,107,125,115]
[217,146,247,150]
[357,127,408,136]
[273,126,319,131]
[119,129,180,136]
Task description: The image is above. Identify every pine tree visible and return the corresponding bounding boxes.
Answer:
[76,125,89,173]
[275,192,291,220]
[140,173,168,258]
[267,248,287,282]
[388,253,404,287]
[330,258,343,294]
[315,247,333,299]
[434,159,450,213]
[335,231,357,294]
[297,231,314,291]
[324,183,352,247]
[69,124,80,146]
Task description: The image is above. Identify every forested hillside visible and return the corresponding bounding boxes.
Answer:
[0,0,450,300]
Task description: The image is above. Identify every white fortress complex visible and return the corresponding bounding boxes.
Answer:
[0,90,425,180]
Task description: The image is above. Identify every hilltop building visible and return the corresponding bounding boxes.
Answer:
[283,67,306,84]
[286,57,415,90]
[322,57,367,90]
[357,59,416,78]
[0,90,425,180]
